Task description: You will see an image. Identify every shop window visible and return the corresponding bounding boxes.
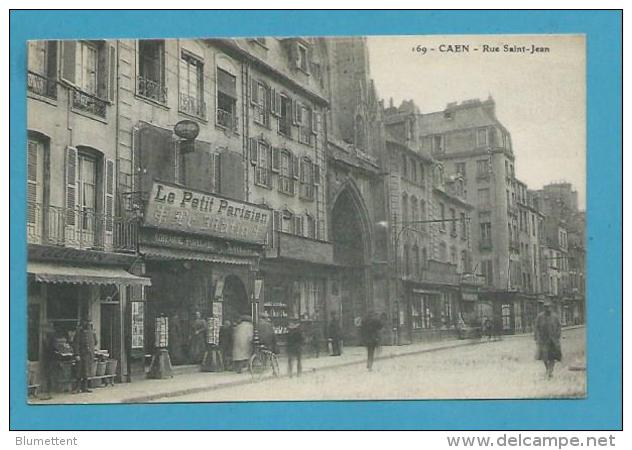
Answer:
[137,40,166,103]
[179,51,205,118]
[411,295,431,329]
[443,297,453,327]
[501,304,511,331]
[217,69,238,130]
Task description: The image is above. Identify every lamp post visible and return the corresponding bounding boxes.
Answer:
[377,216,470,346]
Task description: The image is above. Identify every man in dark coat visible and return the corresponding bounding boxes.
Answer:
[258,312,277,354]
[535,301,562,378]
[360,311,383,371]
[327,312,342,356]
[189,311,207,364]
[218,320,233,371]
[72,318,96,393]
[286,320,304,378]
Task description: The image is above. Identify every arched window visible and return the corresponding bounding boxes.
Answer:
[412,244,420,278]
[401,193,408,223]
[403,244,410,276]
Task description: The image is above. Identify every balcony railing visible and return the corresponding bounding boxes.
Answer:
[71,88,107,118]
[179,92,206,119]
[137,75,167,104]
[216,108,238,131]
[27,203,137,253]
[27,71,57,100]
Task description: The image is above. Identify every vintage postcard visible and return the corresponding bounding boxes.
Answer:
[24,33,586,405]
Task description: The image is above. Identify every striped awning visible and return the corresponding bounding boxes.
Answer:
[28,262,152,286]
[142,246,254,266]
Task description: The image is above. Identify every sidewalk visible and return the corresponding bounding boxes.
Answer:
[29,331,542,404]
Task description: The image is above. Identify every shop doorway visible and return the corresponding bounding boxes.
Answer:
[331,183,371,345]
[223,275,250,324]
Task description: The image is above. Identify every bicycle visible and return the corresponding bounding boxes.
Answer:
[248,345,280,381]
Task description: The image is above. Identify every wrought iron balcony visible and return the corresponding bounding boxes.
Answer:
[71,88,107,118]
[27,203,137,253]
[27,71,57,100]
[179,92,206,119]
[216,108,238,131]
[137,75,167,104]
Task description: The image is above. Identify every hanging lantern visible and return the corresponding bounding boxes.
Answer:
[155,315,169,348]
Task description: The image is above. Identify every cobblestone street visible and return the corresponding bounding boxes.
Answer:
[163,327,585,402]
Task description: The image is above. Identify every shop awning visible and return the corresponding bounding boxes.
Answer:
[142,246,253,266]
[28,262,152,286]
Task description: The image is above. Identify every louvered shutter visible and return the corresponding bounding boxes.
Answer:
[294,216,303,237]
[27,141,38,224]
[104,159,114,233]
[292,154,299,180]
[271,147,280,173]
[108,44,116,102]
[273,210,281,232]
[61,41,77,85]
[274,91,282,116]
[250,78,259,105]
[270,88,277,114]
[249,138,258,165]
[312,110,319,135]
[65,147,78,225]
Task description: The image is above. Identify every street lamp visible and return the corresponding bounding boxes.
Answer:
[377,216,470,345]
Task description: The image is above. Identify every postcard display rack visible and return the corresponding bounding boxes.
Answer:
[264,302,289,335]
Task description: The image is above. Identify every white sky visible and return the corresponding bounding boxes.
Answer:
[367,35,586,208]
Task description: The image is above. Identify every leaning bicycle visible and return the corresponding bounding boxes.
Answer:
[248,345,280,381]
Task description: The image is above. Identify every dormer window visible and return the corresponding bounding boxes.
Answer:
[297,43,309,72]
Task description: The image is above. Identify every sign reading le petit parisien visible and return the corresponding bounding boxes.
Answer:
[144,182,271,245]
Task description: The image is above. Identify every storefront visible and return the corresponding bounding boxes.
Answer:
[137,181,270,367]
[27,245,151,392]
[261,231,336,354]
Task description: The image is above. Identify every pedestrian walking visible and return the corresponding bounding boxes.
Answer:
[72,318,97,393]
[258,312,277,354]
[286,319,304,378]
[483,316,493,341]
[218,320,233,371]
[535,300,562,379]
[360,311,383,371]
[327,312,342,356]
[232,315,254,373]
[189,311,207,364]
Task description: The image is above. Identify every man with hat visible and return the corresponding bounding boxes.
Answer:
[535,300,562,379]
[72,317,97,393]
[286,318,304,378]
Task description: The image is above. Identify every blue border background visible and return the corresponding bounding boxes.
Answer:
[9,10,622,430]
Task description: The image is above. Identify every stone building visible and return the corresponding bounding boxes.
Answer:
[384,100,477,343]
[415,97,536,334]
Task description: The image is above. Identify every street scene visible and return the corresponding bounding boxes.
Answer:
[24,35,586,402]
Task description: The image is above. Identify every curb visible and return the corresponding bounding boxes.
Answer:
[122,338,488,403]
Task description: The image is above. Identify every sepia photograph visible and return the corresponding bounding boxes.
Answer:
[23,33,586,405]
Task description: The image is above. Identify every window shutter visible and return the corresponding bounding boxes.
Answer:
[291,99,298,125]
[46,41,58,80]
[250,78,259,105]
[108,44,116,102]
[270,88,277,114]
[65,146,78,226]
[60,40,76,85]
[312,110,319,134]
[292,154,299,180]
[313,163,321,185]
[294,216,303,237]
[273,210,282,232]
[104,159,114,233]
[213,153,222,193]
[27,141,38,223]
[271,147,280,173]
[274,91,282,116]
[266,86,272,113]
[249,138,258,165]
